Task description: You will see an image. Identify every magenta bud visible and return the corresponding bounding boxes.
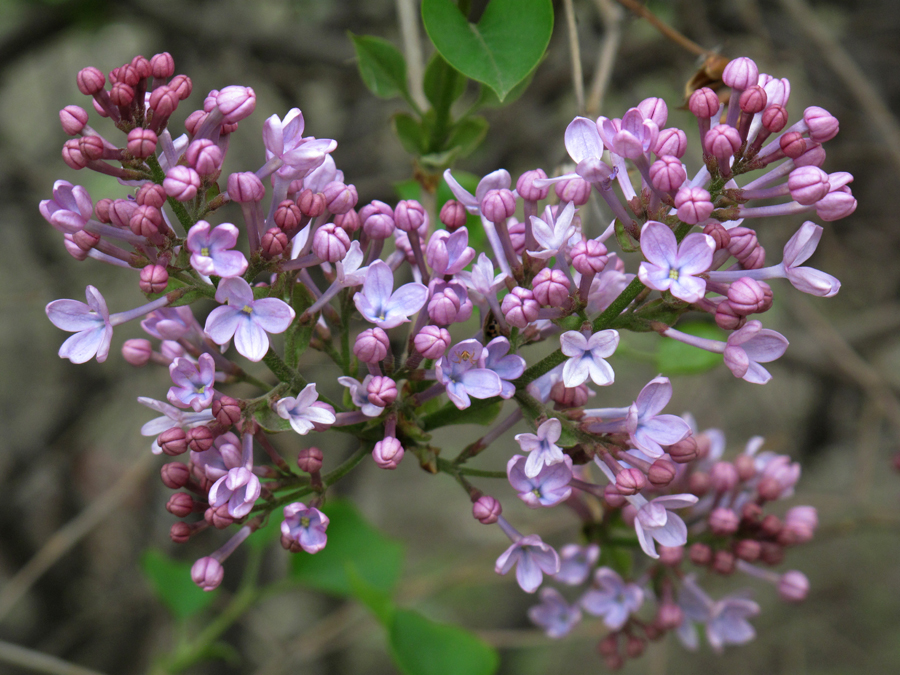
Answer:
[116,63,140,86]
[95,198,112,223]
[320,181,357,214]
[149,86,179,118]
[531,268,571,307]
[212,396,242,428]
[734,539,761,562]
[652,128,687,158]
[439,200,468,231]
[689,542,712,566]
[815,187,857,221]
[480,188,517,222]
[61,139,87,170]
[259,227,289,258]
[129,204,163,238]
[215,85,256,123]
[297,188,327,218]
[413,325,451,360]
[648,459,676,487]
[649,156,687,193]
[705,124,742,161]
[549,381,589,408]
[656,602,684,629]
[78,135,105,162]
[703,221,731,250]
[72,229,100,252]
[760,542,785,566]
[554,177,591,206]
[334,209,359,234]
[60,105,89,135]
[136,183,167,209]
[726,227,761,266]
[170,522,193,544]
[688,87,720,119]
[715,301,745,331]
[756,476,783,502]
[122,338,153,366]
[187,425,215,452]
[570,238,609,275]
[169,75,192,101]
[709,507,740,535]
[126,128,158,159]
[727,277,767,315]
[274,200,303,232]
[186,139,223,176]
[160,462,190,489]
[778,571,809,602]
[616,468,646,495]
[711,550,736,575]
[205,504,235,529]
[109,82,135,108]
[658,545,683,567]
[734,454,756,482]
[297,446,324,473]
[354,327,391,363]
[788,166,830,205]
[779,131,807,159]
[372,437,404,469]
[164,166,201,202]
[191,556,224,591]
[760,514,783,538]
[472,495,502,524]
[741,502,763,525]
[184,110,207,136]
[159,427,188,456]
[63,236,88,260]
[360,200,395,239]
[722,57,759,91]
[762,105,788,133]
[312,222,351,262]
[134,55,153,78]
[637,96,668,127]
[367,376,397,407]
[674,186,714,224]
[150,52,175,79]
[227,172,265,202]
[166,492,196,518]
[394,199,427,233]
[603,483,626,508]
[784,506,817,543]
[76,66,105,95]
[688,471,710,496]
[501,286,539,329]
[803,106,839,143]
[516,168,550,201]
[738,85,767,114]
[140,264,169,294]
[710,461,739,492]
[794,145,826,168]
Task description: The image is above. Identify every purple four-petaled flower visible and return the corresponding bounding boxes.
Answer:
[167,353,216,412]
[580,567,644,630]
[281,502,330,553]
[514,418,567,478]
[495,533,560,594]
[435,339,503,410]
[186,220,248,278]
[507,454,573,508]
[528,587,583,638]
[638,221,715,303]
[353,260,428,329]
[560,329,619,387]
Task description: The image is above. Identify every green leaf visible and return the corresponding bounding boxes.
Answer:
[290,500,404,597]
[349,33,411,103]
[474,68,536,109]
[392,112,428,155]
[140,549,217,620]
[148,276,215,307]
[423,51,467,110]
[346,564,396,625]
[422,399,502,431]
[394,179,423,202]
[655,320,725,376]
[389,609,499,675]
[445,116,488,159]
[422,0,553,101]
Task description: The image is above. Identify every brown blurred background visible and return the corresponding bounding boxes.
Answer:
[1,0,899,673]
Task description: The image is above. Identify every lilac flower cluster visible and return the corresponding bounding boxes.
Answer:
[42,52,849,666]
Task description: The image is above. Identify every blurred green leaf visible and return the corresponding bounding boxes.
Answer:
[474,67,537,109]
[347,564,395,624]
[140,549,217,620]
[422,0,553,101]
[247,510,283,551]
[655,320,725,375]
[389,609,499,675]
[349,33,411,104]
[290,500,404,596]
[422,400,502,431]
[392,112,428,155]
[423,51,467,110]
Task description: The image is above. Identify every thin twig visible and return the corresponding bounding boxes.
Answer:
[612,0,710,57]
[0,639,109,675]
[587,0,624,117]
[562,0,586,114]
[778,0,900,180]
[395,0,428,110]
[0,452,155,622]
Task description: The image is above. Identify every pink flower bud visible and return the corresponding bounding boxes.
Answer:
[161,462,191,489]
[778,570,809,602]
[734,539,761,561]
[62,139,88,170]
[372,437,404,469]
[689,543,712,566]
[360,200,395,239]
[532,268,571,307]
[321,181,357,214]
[122,339,152,366]
[170,522,193,544]
[312,223,350,262]
[711,550,736,575]
[186,139,223,176]
[653,128,687,158]
[779,131,807,159]
[116,63,140,86]
[91,97,108,118]
[783,506,817,543]
[297,447,324,473]
[126,128,158,159]
[739,85,767,114]
[472,495,502,524]
[140,264,169,294]
[191,557,224,591]
[59,105,88,135]
[132,55,152,79]
[762,105,788,132]
[727,227,761,266]
[648,459,676,486]
[649,156,687,193]
[501,286,539,328]
[615,467,646,495]
[709,507,740,535]
[554,177,591,206]
[166,492,196,518]
[549,381,589,408]
[570,238,608,275]
[702,222,730,251]
[722,57,759,91]
[216,86,256,123]
[205,504,235,529]
[481,188,517,222]
[78,135,105,162]
[129,204,163,238]
[148,87,179,120]
[76,66,105,95]
[710,461,739,492]
[274,200,303,232]
[658,545,683,567]
[354,327,390,363]
[184,110,207,136]
[734,454,756,481]
[689,87,720,119]
[656,602,684,629]
[715,301,745,331]
[427,286,463,325]
[760,514,783,538]
[227,172,265,202]
[705,124,742,163]
[164,166,201,202]
[394,199,427,233]
[794,145,826,168]
[212,396,242,428]
[728,277,768,315]
[150,52,175,79]
[668,436,698,463]
[63,235,88,260]
[71,229,99,252]
[674,186,714,224]
[367,376,397,407]
[414,325,451,359]
[637,96,668,127]
[804,106,839,143]
[439,200,467,231]
[508,219,527,255]
[603,483,626,508]
[334,209,360,234]
[297,188,327,218]
[136,183,166,209]
[168,74,192,100]
[516,168,550,201]
[187,426,214,452]
[688,471,710,496]
[159,427,188,456]
[109,82,135,108]
[815,187,857,221]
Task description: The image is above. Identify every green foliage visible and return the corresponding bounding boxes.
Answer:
[149,276,215,307]
[423,52,467,109]
[422,0,554,101]
[393,112,428,155]
[349,33,414,106]
[389,609,499,675]
[656,320,725,375]
[422,399,502,431]
[140,549,217,620]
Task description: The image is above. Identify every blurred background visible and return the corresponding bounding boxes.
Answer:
[1,0,899,673]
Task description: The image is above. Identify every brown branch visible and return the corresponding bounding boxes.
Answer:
[612,0,711,57]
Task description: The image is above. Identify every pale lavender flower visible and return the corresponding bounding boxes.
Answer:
[186,221,248,278]
[638,221,715,303]
[353,260,428,329]
[629,492,698,559]
[204,277,295,362]
[597,108,659,160]
[426,227,476,276]
[435,339,503,409]
[507,454,573,508]
[39,180,93,234]
[560,329,619,387]
[275,383,336,435]
[723,320,789,384]
[138,397,214,455]
[141,307,201,341]
[528,202,578,260]
[554,544,600,586]
[580,567,643,630]
[443,168,513,215]
[338,375,384,417]
[515,418,566,478]
[192,431,243,481]
[479,336,526,399]
[262,108,337,179]
[495,531,560,594]
[528,587,583,638]
[167,353,216,411]
[707,594,760,653]
[208,466,260,518]
[281,502,329,553]
[336,241,369,287]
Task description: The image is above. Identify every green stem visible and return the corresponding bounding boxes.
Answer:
[262,349,308,393]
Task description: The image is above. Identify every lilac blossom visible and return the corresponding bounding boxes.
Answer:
[275,383,336,435]
[261,108,337,180]
[204,277,295,361]
[479,336,526,399]
[507,454,573,508]
[426,227,476,276]
[706,595,761,652]
[281,502,329,553]
[514,418,566,478]
[192,431,243,481]
[495,524,560,594]
[141,306,201,341]
[638,221,715,303]
[580,567,643,630]
[167,353,216,411]
[138,397,214,455]
[39,180,93,234]
[435,339,503,409]
[443,168,513,216]
[338,375,384,417]
[528,202,578,260]
[554,544,600,586]
[629,493,697,558]
[597,108,659,160]
[528,588,583,638]
[559,329,619,387]
[353,260,428,329]
[186,221,248,278]
[457,253,509,330]
[207,433,260,519]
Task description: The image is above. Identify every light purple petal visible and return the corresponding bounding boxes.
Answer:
[565,116,604,163]
[586,358,615,386]
[782,221,821,267]
[787,266,840,297]
[46,299,102,332]
[640,221,677,268]
[560,331,588,357]
[651,513,688,547]
[638,261,674,292]
[58,326,111,364]
[742,331,789,363]
[460,369,503,399]
[562,358,590,388]
[234,319,270,361]
[675,233,715,275]
[641,414,690,446]
[670,275,707,303]
[215,276,254,306]
[636,376,673,419]
[204,306,242,344]
[249,298,295,333]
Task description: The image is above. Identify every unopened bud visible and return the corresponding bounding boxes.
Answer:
[297,446,324,473]
[191,556,224,591]
[472,495,502,524]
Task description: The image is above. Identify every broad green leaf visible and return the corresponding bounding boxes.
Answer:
[422,399,502,431]
[347,564,396,625]
[422,0,553,101]
[655,320,725,376]
[445,116,488,159]
[140,549,217,620]
[389,609,499,675]
[349,33,411,103]
[392,112,428,155]
[423,51,467,110]
[290,500,404,597]
[474,68,537,109]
